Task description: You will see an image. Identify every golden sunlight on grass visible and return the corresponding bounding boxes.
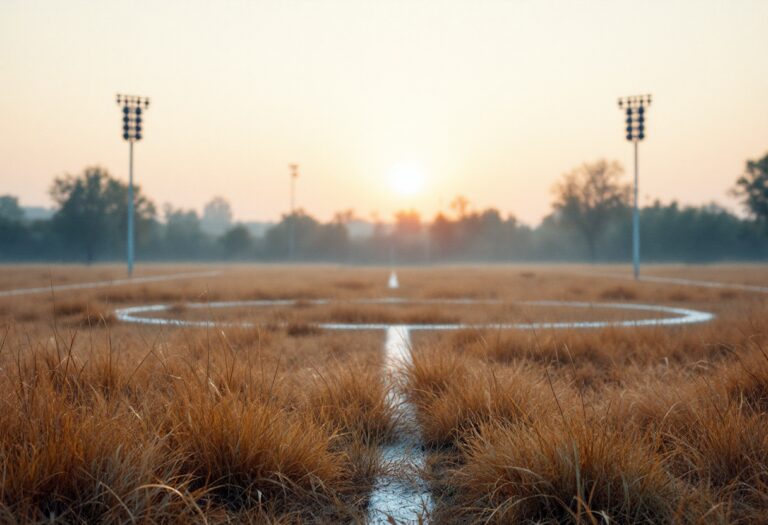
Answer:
[1,264,768,522]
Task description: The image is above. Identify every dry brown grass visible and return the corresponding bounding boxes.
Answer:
[304,360,398,445]
[599,285,639,300]
[405,348,558,448]
[396,265,768,524]
[2,263,768,522]
[168,393,346,513]
[0,334,391,523]
[0,303,389,522]
[407,329,768,523]
[450,420,696,524]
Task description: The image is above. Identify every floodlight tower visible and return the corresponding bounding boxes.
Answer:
[289,163,299,258]
[116,94,150,277]
[618,94,651,280]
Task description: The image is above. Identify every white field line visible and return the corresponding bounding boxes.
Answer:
[0,270,221,298]
[109,269,721,525]
[114,298,714,330]
[388,271,399,289]
[367,325,433,524]
[599,272,768,294]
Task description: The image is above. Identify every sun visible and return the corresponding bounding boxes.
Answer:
[388,163,426,197]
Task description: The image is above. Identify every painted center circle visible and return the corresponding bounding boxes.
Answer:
[114,298,714,331]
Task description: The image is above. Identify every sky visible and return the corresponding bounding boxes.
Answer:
[1,0,767,225]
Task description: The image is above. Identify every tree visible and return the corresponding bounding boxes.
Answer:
[732,152,768,228]
[332,209,356,225]
[551,160,630,260]
[429,212,457,258]
[219,225,253,258]
[394,210,421,236]
[201,196,233,235]
[450,195,470,219]
[264,210,348,260]
[49,166,156,262]
[163,205,207,258]
[0,195,27,255]
[0,196,24,222]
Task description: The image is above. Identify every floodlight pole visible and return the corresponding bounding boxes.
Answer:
[127,140,135,276]
[116,94,150,277]
[289,164,299,259]
[618,94,651,280]
[632,140,639,280]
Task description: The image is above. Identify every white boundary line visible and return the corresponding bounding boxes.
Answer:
[2,266,739,524]
[108,269,726,524]
[114,298,714,331]
[598,272,768,294]
[367,326,432,523]
[0,270,221,298]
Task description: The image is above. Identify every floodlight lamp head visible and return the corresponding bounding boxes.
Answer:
[618,93,652,143]
[116,93,150,142]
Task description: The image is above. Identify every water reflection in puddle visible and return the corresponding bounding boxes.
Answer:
[367,326,432,524]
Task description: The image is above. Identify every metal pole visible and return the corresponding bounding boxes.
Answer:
[289,170,295,259]
[632,139,640,279]
[618,94,650,279]
[117,94,149,276]
[127,140,135,276]
[289,164,298,259]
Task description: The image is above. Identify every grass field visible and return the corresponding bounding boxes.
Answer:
[1,264,768,523]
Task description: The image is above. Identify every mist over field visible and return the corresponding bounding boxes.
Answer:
[2,157,768,264]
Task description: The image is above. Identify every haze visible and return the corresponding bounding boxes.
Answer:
[1,0,767,224]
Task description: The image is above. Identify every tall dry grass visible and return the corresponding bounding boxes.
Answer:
[0,319,392,523]
[405,348,558,448]
[452,420,695,524]
[3,263,768,523]
[408,326,768,524]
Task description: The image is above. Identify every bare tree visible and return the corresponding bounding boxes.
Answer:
[450,195,470,219]
[732,152,768,229]
[552,160,630,260]
[332,209,356,225]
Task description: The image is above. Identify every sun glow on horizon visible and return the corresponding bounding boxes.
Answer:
[1,2,767,223]
[388,163,426,198]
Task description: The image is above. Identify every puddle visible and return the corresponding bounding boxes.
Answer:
[367,326,432,524]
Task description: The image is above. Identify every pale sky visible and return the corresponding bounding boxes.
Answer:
[1,0,767,225]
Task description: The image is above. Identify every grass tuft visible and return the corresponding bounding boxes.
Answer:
[450,419,692,524]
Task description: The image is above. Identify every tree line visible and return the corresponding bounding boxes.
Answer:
[1,153,767,264]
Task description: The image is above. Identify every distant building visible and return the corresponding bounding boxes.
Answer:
[22,206,55,222]
[201,197,234,236]
[345,219,376,238]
